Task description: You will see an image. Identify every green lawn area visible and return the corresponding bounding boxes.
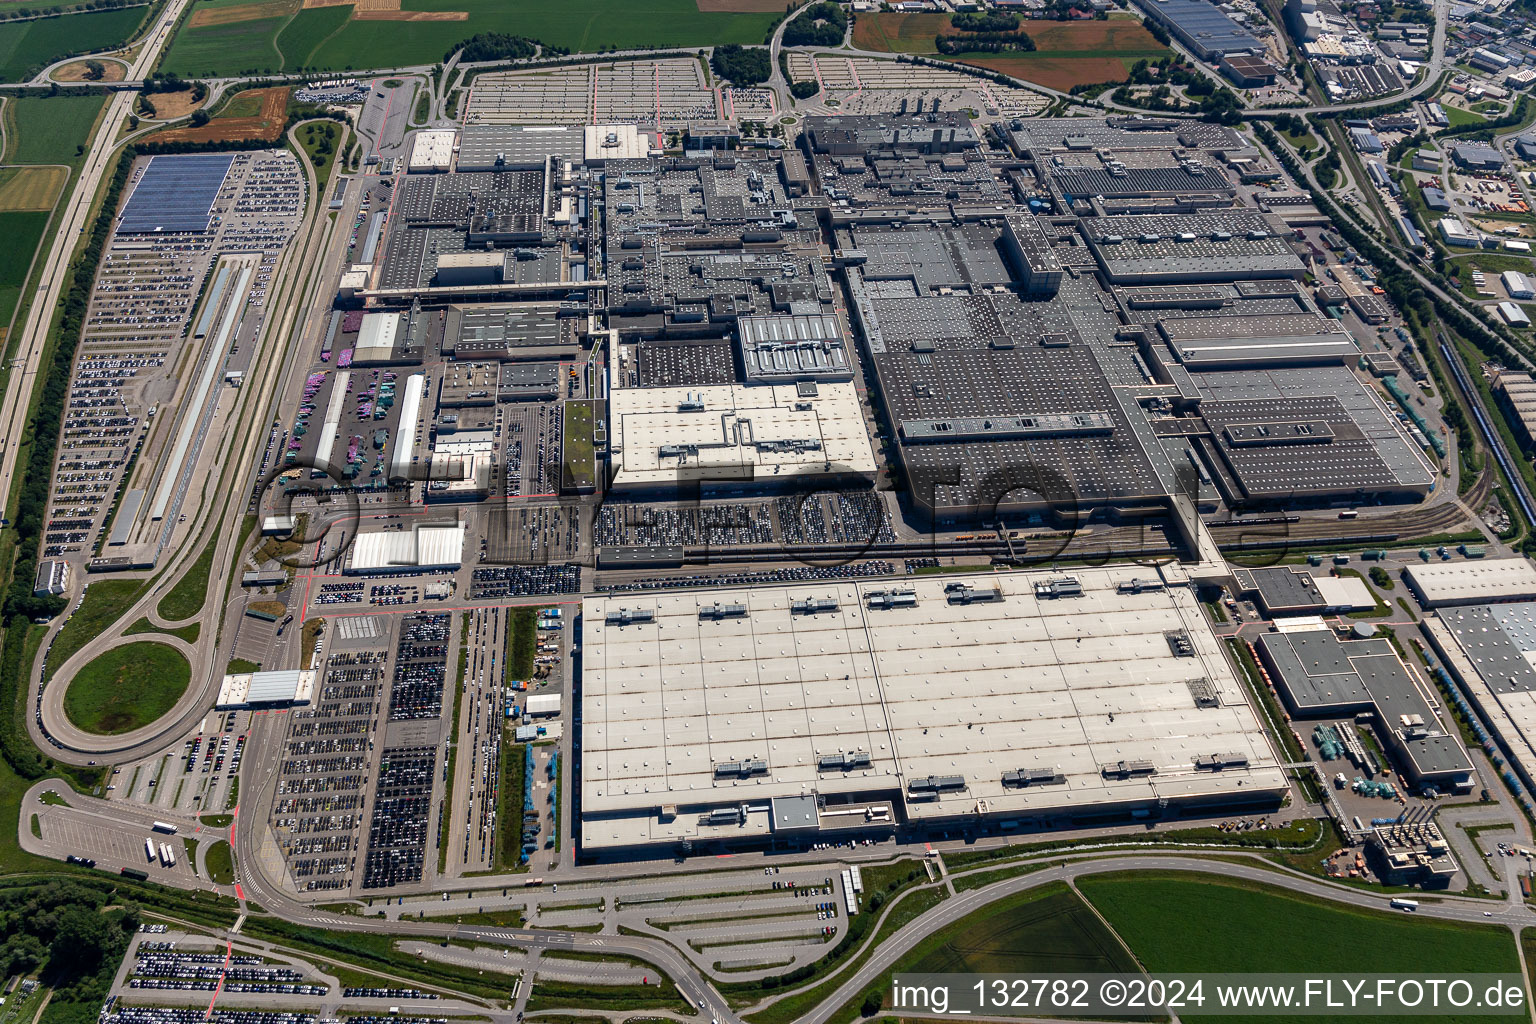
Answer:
[125,615,200,644]
[162,14,285,76]
[295,119,341,185]
[1281,125,1318,150]
[204,839,234,884]
[47,578,146,677]
[61,641,189,735]
[507,607,536,682]
[1442,103,1488,128]
[164,0,780,75]
[5,92,107,164]
[524,976,691,1015]
[0,5,148,81]
[1080,871,1525,1024]
[561,399,595,492]
[274,5,351,70]
[157,533,219,623]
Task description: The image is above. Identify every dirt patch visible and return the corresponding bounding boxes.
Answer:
[188,0,297,26]
[1027,19,1165,52]
[955,54,1131,90]
[352,8,465,18]
[53,59,127,82]
[148,89,204,119]
[155,85,289,143]
[696,0,785,10]
[0,166,67,211]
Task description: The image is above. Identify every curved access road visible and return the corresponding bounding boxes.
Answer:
[226,708,1531,1024]
[0,0,188,513]
[29,122,347,766]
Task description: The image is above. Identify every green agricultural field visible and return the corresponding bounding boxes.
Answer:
[164,0,781,76]
[0,5,148,81]
[1080,872,1525,1024]
[162,14,285,76]
[0,210,50,329]
[4,92,106,165]
[847,883,1147,1023]
[274,5,351,70]
[62,641,190,735]
[905,883,1139,975]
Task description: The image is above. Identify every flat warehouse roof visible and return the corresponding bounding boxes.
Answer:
[608,381,877,489]
[579,567,1287,849]
[1403,558,1536,607]
[346,523,465,573]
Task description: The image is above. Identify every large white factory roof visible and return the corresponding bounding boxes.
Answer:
[584,123,648,162]
[215,669,316,708]
[408,129,456,172]
[1403,557,1536,607]
[346,522,466,573]
[579,567,1287,849]
[607,381,876,491]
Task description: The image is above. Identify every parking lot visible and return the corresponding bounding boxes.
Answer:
[45,150,302,566]
[464,59,719,128]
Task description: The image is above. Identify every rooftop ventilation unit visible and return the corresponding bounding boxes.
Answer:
[699,602,748,620]
[817,751,873,772]
[791,597,839,615]
[907,775,966,799]
[1001,768,1066,788]
[866,588,917,609]
[945,584,1004,605]
[714,759,769,779]
[604,608,655,626]
[1193,752,1250,771]
[701,805,744,825]
[1101,759,1157,779]
[1034,577,1083,599]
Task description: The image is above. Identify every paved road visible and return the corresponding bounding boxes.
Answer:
[29,122,347,765]
[0,0,188,521]
[797,852,1533,1024]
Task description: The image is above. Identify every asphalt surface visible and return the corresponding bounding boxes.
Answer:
[0,0,190,526]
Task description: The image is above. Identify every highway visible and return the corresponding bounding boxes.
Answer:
[0,0,189,512]
[27,120,352,765]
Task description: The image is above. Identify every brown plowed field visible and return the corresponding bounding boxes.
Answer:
[154,85,288,143]
[188,0,297,27]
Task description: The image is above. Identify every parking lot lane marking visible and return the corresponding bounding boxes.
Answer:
[204,939,232,1019]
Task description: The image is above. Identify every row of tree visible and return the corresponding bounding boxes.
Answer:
[782,1,846,47]
[710,44,771,86]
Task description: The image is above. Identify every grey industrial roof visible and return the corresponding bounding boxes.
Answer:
[1256,628,1473,781]
[1233,566,1327,615]
[1439,603,1536,695]
[457,124,584,169]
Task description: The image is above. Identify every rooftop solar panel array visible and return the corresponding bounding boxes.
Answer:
[118,154,234,234]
